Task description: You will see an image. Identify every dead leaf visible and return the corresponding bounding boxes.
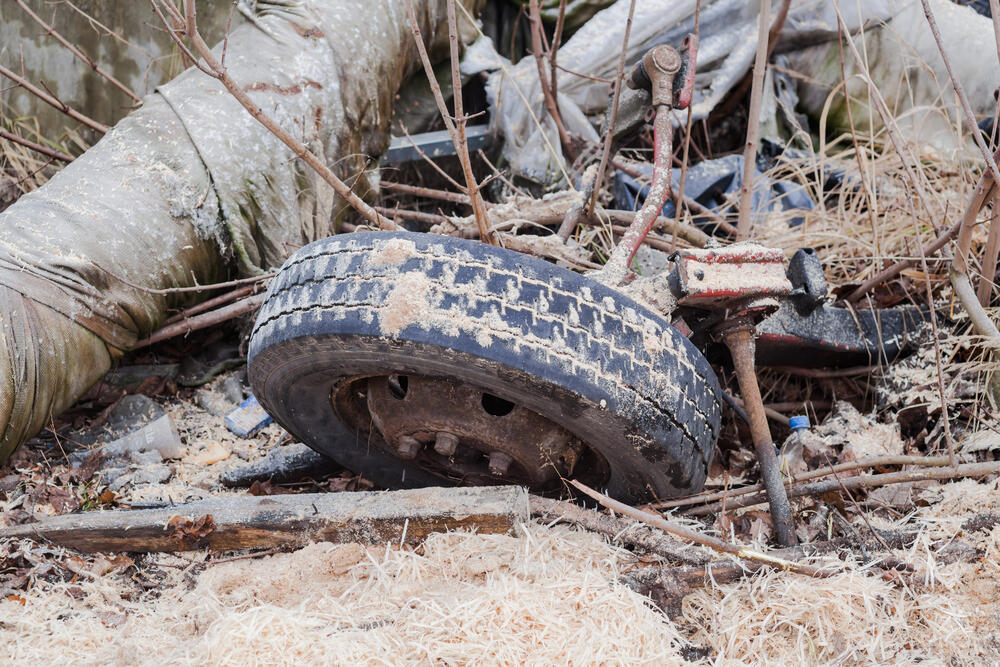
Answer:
[167,513,216,548]
[90,554,134,577]
[248,480,289,496]
[5,594,25,605]
[98,490,116,505]
[44,486,79,514]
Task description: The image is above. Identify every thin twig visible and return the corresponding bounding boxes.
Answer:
[832,0,956,464]
[977,191,1000,306]
[530,495,707,565]
[549,0,567,108]
[133,293,266,349]
[445,0,493,244]
[604,209,708,247]
[649,455,953,511]
[920,0,1000,186]
[405,0,493,244]
[553,63,613,84]
[770,365,879,378]
[0,128,74,162]
[397,124,466,192]
[15,0,142,103]
[688,461,1000,516]
[529,0,572,157]
[845,215,966,303]
[674,0,702,251]
[570,480,833,577]
[381,181,474,205]
[585,0,636,219]
[822,453,893,552]
[735,0,772,240]
[611,157,738,235]
[0,63,108,133]
[162,283,260,326]
[373,205,446,226]
[105,267,273,295]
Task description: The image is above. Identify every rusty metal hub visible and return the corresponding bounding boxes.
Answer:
[331,374,597,490]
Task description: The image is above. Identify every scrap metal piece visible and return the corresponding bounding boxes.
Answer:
[675,244,793,308]
[786,247,828,313]
[381,126,490,165]
[756,302,925,367]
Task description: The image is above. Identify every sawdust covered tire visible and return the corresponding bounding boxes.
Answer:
[248,231,721,503]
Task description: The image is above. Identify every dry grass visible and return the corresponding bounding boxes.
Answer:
[0,107,85,196]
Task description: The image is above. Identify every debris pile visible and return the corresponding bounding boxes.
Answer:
[2,0,1000,663]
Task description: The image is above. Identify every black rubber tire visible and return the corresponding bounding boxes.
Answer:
[248,232,721,503]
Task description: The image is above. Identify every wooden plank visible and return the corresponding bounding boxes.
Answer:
[0,486,528,553]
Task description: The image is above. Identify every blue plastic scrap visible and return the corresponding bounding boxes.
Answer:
[789,415,810,432]
[225,395,274,438]
[613,139,844,229]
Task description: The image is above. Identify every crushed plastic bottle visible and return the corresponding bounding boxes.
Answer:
[779,415,810,475]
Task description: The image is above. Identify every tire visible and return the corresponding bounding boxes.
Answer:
[248,232,721,503]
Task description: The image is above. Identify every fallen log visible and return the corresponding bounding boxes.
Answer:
[0,486,527,553]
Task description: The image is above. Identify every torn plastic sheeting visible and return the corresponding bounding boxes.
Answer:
[613,140,831,229]
[789,0,999,157]
[0,0,481,462]
[483,0,900,184]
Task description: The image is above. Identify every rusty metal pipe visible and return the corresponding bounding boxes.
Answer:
[721,323,797,547]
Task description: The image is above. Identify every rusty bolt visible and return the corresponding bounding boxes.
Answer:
[488,451,514,476]
[396,435,421,460]
[648,45,682,75]
[434,432,459,457]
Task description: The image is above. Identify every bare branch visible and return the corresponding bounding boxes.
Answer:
[0,128,74,162]
[0,63,109,133]
[149,0,394,229]
[585,0,635,219]
[734,0,772,240]
[15,0,142,103]
[528,0,572,158]
[405,0,494,244]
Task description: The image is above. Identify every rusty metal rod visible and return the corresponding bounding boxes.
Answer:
[721,324,797,546]
[599,106,673,284]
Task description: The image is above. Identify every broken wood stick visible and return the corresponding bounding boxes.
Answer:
[132,292,266,349]
[1,486,529,553]
[570,480,833,577]
[688,461,1000,516]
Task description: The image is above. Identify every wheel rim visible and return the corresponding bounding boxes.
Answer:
[331,373,610,492]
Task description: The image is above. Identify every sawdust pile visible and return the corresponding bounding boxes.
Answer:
[3,499,999,665]
[1,525,684,665]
